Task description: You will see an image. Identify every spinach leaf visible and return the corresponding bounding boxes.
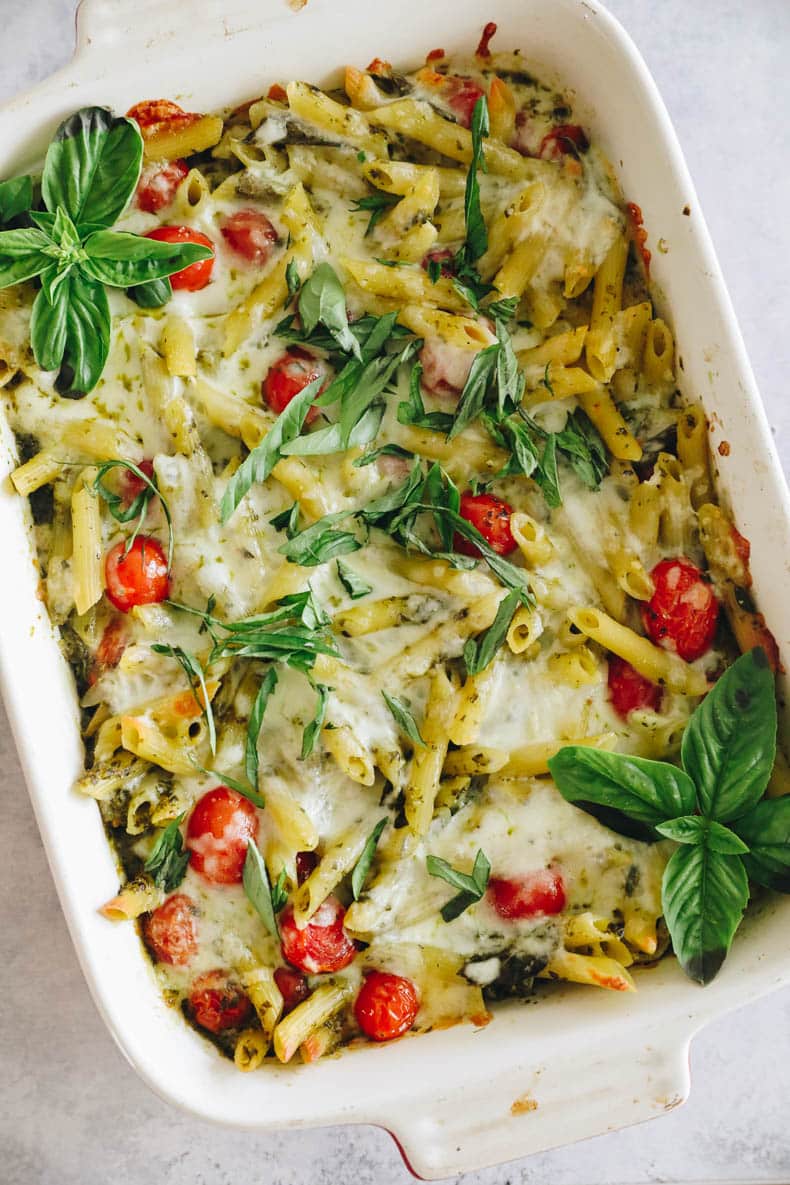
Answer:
[351,817,388,900]
[661,842,749,984]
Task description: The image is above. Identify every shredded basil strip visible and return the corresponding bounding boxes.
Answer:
[151,643,216,755]
[243,839,282,938]
[245,667,279,790]
[92,458,174,570]
[382,691,426,748]
[427,849,491,922]
[351,817,388,900]
[144,813,189,892]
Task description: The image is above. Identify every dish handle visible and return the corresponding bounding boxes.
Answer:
[75,0,238,57]
[380,1026,693,1179]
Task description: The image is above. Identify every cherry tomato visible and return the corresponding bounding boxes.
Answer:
[447,77,486,128]
[188,970,254,1033]
[120,458,156,508]
[221,209,278,266]
[475,21,498,58]
[626,201,651,275]
[454,491,517,557]
[279,896,357,974]
[538,124,589,160]
[262,347,329,425]
[295,850,318,885]
[641,557,720,662]
[135,159,188,213]
[607,655,662,719]
[421,246,456,278]
[354,971,420,1041]
[267,83,288,103]
[126,99,200,138]
[488,870,566,919]
[142,893,198,966]
[144,225,215,291]
[186,786,259,885]
[274,966,310,1014]
[104,535,169,613]
[95,617,128,670]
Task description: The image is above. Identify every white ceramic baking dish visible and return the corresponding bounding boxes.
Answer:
[1,0,788,1176]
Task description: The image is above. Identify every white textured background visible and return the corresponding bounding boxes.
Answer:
[1,3,789,1182]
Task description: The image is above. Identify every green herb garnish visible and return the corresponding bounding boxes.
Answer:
[351,817,388,900]
[336,558,373,599]
[463,588,521,676]
[427,848,491,922]
[245,667,279,790]
[151,643,217,755]
[350,191,400,235]
[144,813,189,892]
[301,682,330,759]
[92,458,174,569]
[243,839,284,938]
[382,691,426,748]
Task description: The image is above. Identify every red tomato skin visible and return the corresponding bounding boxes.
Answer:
[262,348,329,425]
[475,21,498,58]
[454,492,517,557]
[538,124,590,160]
[447,78,486,128]
[95,617,128,670]
[221,209,278,265]
[142,893,198,966]
[355,971,420,1041]
[295,850,318,885]
[186,786,259,885]
[421,246,456,277]
[104,536,169,613]
[188,970,254,1033]
[120,458,155,507]
[126,99,197,132]
[136,160,188,213]
[274,966,310,1014]
[641,557,720,662]
[144,225,215,291]
[607,656,662,718]
[488,870,566,919]
[279,897,357,974]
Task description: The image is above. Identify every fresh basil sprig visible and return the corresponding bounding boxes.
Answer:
[0,175,33,225]
[144,813,190,892]
[427,848,491,922]
[549,648,781,984]
[92,458,174,569]
[0,107,211,396]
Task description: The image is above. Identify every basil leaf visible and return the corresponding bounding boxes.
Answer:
[548,746,697,842]
[397,362,454,433]
[462,97,489,262]
[82,229,212,288]
[280,403,384,457]
[92,459,174,571]
[30,282,69,372]
[463,589,520,676]
[220,377,322,521]
[350,192,399,235]
[301,683,330,759]
[269,501,300,538]
[486,295,518,321]
[193,761,266,808]
[0,175,33,224]
[535,433,561,508]
[427,848,491,922]
[662,842,749,984]
[555,408,608,490]
[245,667,278,790]
[243,838,280,938]
[352,443,414,468]
[351,817,387,900]
[655,815,749,854]
[733,797,790,891]
[298,263,361,359]
[279,511,362,567]
[127,276,172,308]
[336,558,372,599]
[151,643,217,756]
[382,691,426,748]
[285,257,301,300]
[681,647,776,821]
[42,107,143,228]
[448,342,499,439]
[0,227,54,288]
[53,269,111,397]
[143,813,189,892]
[271,868,289,913]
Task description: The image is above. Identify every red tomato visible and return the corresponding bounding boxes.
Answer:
[626,201,651,276]
[641,557,720,662]
[279,896,357,974]
[354,971,420,1041]
[267,83,288,103]
[221,209,278,266]
[488,870,566,919]
[144,225,215,291]
[421,246,456,278]
[188,970,254,1033]
[142,893,198,966]
[126,99,200,138]
[262,348,329,425]
[136,159,188,213]
[186,786,259,885]
[538,124,590,160]
[447,77,486,128]
[274,966,310,1014]
[120,458,155,507]
[295,850,318,885]
[454,491,517,557]
[475,21,498,58]
[95,617,128,670]
[104,536,169,613]
[607,656,662,718]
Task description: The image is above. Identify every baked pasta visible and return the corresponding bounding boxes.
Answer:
[0,24,783,1067]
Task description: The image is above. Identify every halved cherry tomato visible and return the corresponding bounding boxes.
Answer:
[354,971,419,1041]
[186,786,259,885]
[142,893,198,966]
[104,535,169,613]
[221,209,278,266]
[95,617,128,670]
[188,970,254,1033]
[447,77,486,128]
[274,966,310,1014]
[295,850,318,885]
[126,99,200,138]
[120,458,155,507]
[144,225,215,291]
[454,491,517,557]
[641,556,720,662]
[279,896,357,974]
[421,246,456,278]
[607,655,662,719]
[488,870,566,919]
[135,160,188,213]
[262,347,329,425]
[538,124,589,160]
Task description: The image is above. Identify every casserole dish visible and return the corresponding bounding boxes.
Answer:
[1,0,788,1175]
